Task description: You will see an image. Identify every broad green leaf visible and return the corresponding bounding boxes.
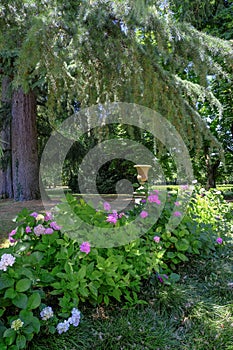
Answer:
[27,293,41,310]
[12,294,28,309]
[77,266,86,280]
[16,334,26,349]
[0,275,14,290]
[175,238,190,251]
[19,310,33,324]
[4,288,17,299]
[31,317,40,333]
[16,279,31,292]
[3,328,15,338]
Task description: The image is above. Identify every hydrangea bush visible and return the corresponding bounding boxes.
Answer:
[0,186,229,349]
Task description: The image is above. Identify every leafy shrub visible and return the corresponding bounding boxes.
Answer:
[0,186,229,349]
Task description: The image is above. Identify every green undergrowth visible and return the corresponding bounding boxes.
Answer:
[31,240,233,350]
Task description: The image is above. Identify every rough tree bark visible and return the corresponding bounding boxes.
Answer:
[0,76,13,198]
[11,88,40,200]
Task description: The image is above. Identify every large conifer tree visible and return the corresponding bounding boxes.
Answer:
[0,0,232,199]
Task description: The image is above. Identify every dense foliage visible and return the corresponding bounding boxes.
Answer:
[0,186,231,349]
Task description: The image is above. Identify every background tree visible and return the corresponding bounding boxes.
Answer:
[0,0,232,198]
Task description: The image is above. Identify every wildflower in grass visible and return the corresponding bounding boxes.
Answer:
[148,194,161,205]
[50,221,62,231]
[173,211,182,217]
[192,179,198,184]
[8,229,17,243]
[216,237,223,244]
[140,210,148,219]
[68,308,81,327]
[30,212,38,218]
[118,212,126,219]
[36,214,44,222]
[25,226,32,233]
[153,236,160,243]
[174,201,180,206]
[0,253,16,271]
[103,202,111,211]
[141,199,146,204]
[106,211,118,224]
[44,228,54,234]
[44,212,53,221]
[11,319,24,331]
[34,224,45,236]
[56,320,70,334]
[80,242,91,254]
[40,306,54,320]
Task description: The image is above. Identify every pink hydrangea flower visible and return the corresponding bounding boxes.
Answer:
[216,237,223,244]
[44,212,53,221]
[140,210,148,219]
[148,194,161,205]
[25,226,32,233]
[44,228,54,234]
[8,229,17,243]
[174,201,180,206]
[80,242,91,254]
[153,189,159,194]
[106,211,118,224]
[173,211,182,217]
[50,222,62,231]
[118,212,125,219]
[154,236,160,243]
[103,202,111,211]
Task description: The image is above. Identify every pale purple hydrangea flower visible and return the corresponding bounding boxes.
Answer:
[0,253,16,271]
[34,224,46,236]
[103,202,111,211]
[174,201,180,206]
[80,242,91,254]
[216,237,223,244]
[148,194,161,205]
[25,226,32,233]
[40,306,54,320]
[56,320,70,334]
[68,308,81,327]
[140,210,148,219]
[44,212,53,221]
[30,212,38,218]
[153,189,159,194]
[44,228,54,234]
[153,236,160,243]
[50,222,62,231]
[173,211,182,217]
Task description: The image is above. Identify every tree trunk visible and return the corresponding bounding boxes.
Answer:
[0,76,13,198]
[11,88,40,200]
[205,153,220,190]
